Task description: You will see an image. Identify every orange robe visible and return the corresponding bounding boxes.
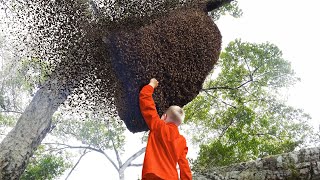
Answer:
[139,85,192,180]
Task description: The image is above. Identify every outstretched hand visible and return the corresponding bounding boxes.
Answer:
[149,78,159,89]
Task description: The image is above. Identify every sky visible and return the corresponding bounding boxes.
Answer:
[217,0,320,127]
[58,0,320,179]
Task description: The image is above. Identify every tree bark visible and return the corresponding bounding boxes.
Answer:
[118,147,146,180]
[0,79,70,179]
[119,171,124,180]
[194,146,320,180]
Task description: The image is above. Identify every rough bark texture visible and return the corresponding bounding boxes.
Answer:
[194,146,320,180]
[0,80,70,179]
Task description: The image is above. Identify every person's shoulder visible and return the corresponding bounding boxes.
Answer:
[151,119,166,131]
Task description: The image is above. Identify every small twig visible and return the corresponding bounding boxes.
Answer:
[219,118,235,139]
[241,55,253,81]
[128,163,143,167]
[0,110,23,114]
[220,100,237,109]
[202,79,253,92]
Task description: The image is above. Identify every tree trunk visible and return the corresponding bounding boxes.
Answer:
[194,146,320,180]
[119,170,125,180]
[0,80,70,179]
[118,147,146,180]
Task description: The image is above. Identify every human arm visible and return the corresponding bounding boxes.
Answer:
[178,138,192,180]
[139,79,163,130]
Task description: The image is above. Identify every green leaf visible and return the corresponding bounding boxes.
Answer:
[187,39,312,170]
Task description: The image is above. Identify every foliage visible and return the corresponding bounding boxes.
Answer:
[0,114,16,127]
[0,36,42,112]
[18,57,52,93]
[52,114,126,152]
[49,114,146,179]
[184,39,312,170]
[20,145,71,180]
[211,0,243,20]
[0,59,26,111]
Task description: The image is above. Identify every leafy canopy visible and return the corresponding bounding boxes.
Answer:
[20,145,71,180]
[184,39,312,170]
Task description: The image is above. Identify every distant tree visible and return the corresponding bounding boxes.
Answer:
[47,115,146,180]
[20,145,71,180]
[0,48,71,179]
[184,39,312,171]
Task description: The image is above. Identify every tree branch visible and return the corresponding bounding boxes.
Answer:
[0,110,23,114]
[43,142,119,171]
[128,163,143,167]
[111,138,123,167]
[45,146,71,153]
[219,112,247,139]
[219,119,235,139]
[220,100,237,109]
[252,64,263,76]
[121,147,146,170]
[243,58,253,81]
[65,149,90,180]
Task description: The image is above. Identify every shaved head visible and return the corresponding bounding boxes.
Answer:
[164,105,185,126]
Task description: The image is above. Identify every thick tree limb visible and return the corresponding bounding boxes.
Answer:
[121,147,146,170]
[111,138,123,167]
[0,78,72,179]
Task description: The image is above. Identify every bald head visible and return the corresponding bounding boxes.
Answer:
[162,105,185,126]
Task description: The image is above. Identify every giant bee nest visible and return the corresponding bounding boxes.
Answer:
[1,0,222,132]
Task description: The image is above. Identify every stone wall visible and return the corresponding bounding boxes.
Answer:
[194,147,320,180]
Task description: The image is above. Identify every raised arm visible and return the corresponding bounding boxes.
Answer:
[178,138,192,180]
[139,79,163,130]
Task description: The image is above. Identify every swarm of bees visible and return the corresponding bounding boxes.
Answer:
[107,7,221,132]
[3,0,222,132]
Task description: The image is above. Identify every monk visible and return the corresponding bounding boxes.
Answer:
[139,78,192,180]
